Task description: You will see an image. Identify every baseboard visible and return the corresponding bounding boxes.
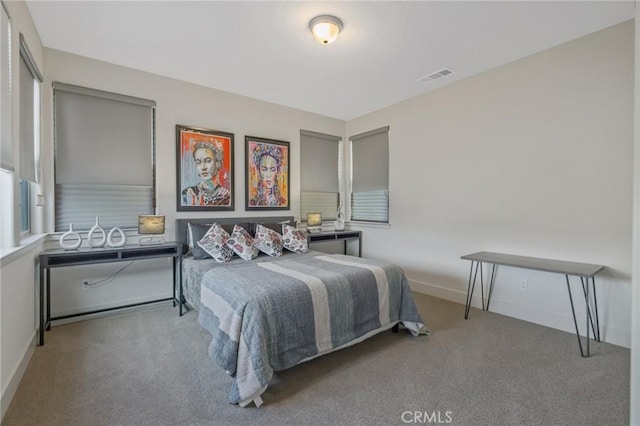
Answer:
[1,331,36,421]
[408,279,631,348]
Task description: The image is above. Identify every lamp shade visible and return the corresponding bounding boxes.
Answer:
[138,215,165,235]
[309,15,343,45]
[307,212,323,227]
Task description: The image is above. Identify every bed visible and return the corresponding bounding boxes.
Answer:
[176,216,427,407]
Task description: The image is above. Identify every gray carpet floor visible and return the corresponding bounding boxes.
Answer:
[3,293,630,426]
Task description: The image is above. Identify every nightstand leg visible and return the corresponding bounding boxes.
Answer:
[39,266,45,345]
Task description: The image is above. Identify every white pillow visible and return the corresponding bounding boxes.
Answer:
[226,224,259,261]
[253,224,283,257]
[197,224,234,262]
[282,224,308,253]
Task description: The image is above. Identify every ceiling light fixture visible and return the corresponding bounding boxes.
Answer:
[309,15,343,45]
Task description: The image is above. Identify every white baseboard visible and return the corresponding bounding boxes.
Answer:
[408,279,631,348]
[1,331,36,421]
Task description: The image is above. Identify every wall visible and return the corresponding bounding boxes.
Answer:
[346,21,634,347]
[0,0,44,418]
[630,5,639,425]
[0,242,43,418]
[40,48,345,318]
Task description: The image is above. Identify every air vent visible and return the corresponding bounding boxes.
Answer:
[418,68,453,83]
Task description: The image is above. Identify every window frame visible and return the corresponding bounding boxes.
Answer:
[17,34,42,238]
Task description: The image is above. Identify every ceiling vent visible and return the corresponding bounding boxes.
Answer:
[418,68,453,83]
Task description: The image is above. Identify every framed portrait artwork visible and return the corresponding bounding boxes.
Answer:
[176,125,234,211]
[245,136,290,211]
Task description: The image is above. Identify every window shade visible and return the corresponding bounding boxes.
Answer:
[19,55,35,181]
[0,5,12,172]
[53,83,156,231]
[300,129,341,221]
[19,34,42,183]
[350,126,389,223]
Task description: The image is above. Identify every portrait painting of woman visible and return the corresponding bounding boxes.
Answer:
[176,125,234,211]
[245,136,289,210]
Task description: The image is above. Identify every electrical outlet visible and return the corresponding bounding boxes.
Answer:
[519,279,528,291]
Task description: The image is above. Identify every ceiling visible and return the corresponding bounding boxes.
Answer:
[26,1,634,121]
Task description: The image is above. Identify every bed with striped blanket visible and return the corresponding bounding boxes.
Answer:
[197,251,426,407]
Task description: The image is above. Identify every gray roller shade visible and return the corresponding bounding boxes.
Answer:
[1,5,12,172]
[350,126,389,223]
[300,129,341,221]
[53,83,156,231]
[19,54,35,181]
[350,126,389,192]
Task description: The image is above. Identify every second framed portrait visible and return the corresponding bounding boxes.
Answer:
[245,136,290,210]
[176,125,234,211]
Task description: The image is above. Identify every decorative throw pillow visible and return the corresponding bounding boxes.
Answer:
[249,220,291,237]
[197,224,234,262]
[187,222,214,259]
[226,225,259,261]
[282,224,308,253]
[253,224,284,257]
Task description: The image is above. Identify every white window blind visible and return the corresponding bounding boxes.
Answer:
[350,126,389,223]
[19,34,42,182]
[300,129,341,222]
[53,82,156,231]
[0,4,12,172]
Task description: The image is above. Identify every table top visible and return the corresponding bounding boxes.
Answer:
[461,251,604,277]
[40,241,182,257]
[308,230,361,236]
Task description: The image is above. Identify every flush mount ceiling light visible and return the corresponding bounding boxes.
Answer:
[309,15,343,45]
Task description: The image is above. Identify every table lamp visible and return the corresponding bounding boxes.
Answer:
[138,215,166,245]
[306,212,323,233]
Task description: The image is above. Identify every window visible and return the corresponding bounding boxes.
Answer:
[18,35,43,235]
[53,83,156,231]
[349,126,389,223]
[0,4,12,248]
[300,130,342,222]
[0,3,11,173]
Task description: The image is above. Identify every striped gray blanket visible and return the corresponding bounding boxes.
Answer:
[197,252,426,407]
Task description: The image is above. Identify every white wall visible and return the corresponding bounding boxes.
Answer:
[629,5,639,425]
[346,21,634,348]
[40,48,345,318]
[0,242,43,418]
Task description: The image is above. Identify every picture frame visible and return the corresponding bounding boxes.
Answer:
[176,125,234,211]
[245,136,290,211]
